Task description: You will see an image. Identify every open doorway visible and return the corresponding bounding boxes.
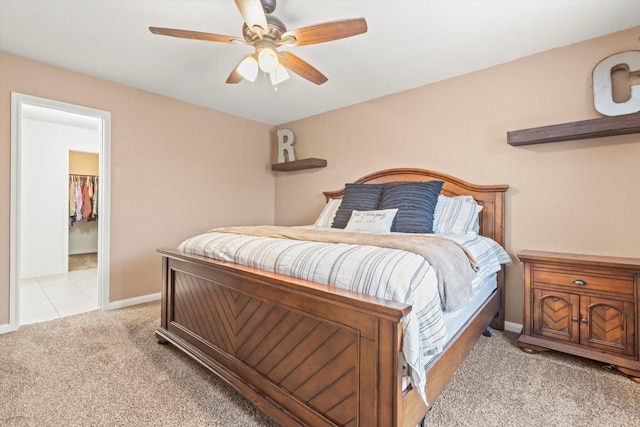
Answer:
[9,93,111,330]
[20,149,100,324]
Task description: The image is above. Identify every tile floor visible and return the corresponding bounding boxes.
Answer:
[19,268,98,325]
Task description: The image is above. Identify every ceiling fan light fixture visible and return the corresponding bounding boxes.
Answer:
[237,55,259,82]
[257,47,279,73]
[270,64,290,85]
[150,2,367,86]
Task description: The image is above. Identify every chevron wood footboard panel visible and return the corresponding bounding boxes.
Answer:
[157,250,411,427]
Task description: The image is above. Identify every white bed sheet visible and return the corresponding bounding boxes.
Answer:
[401,272,498,391]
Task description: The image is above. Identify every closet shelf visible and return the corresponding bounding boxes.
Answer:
[507,112,640,146]
[271,158,327,172]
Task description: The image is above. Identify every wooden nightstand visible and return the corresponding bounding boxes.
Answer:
[517,250,640,382]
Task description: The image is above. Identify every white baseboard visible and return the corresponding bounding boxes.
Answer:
[107,292,161,310]
[504,321,522,334]
[0,322,16,334]
[0,293,160,335]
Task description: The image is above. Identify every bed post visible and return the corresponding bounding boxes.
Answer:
[491,267,506,330]
[157,256,169,344]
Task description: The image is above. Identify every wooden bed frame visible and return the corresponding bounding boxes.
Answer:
[156,168,508,427]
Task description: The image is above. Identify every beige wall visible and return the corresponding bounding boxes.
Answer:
[0,52,275,325]
[274,27,640,326]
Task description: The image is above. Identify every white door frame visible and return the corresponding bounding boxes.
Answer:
[9,92,111,331]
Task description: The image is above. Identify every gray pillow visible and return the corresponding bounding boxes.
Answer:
[378,181,444,233]
[331,184,384,229]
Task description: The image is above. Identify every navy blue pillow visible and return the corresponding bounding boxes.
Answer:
[331,184,384,229]
[378,181,444,233]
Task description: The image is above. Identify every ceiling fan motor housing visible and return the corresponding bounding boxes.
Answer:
[261,0,277,15]
[242,15,286,43]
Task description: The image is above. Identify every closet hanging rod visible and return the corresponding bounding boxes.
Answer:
[70,174,99,177]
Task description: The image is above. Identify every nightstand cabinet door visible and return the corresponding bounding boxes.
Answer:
[533,289,580,343]
[581,296,635,357]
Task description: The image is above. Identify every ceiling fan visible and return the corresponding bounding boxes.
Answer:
[149,0,367,86]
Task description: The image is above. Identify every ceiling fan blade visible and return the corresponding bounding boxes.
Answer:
[234,0,268,33]
[282,18,367,47]
[149,27,243,44]
[226,67,244,84]
[226,54,259,84]
[278,52,328,85]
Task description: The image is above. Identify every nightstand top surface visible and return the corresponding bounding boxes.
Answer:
[517,250,640,270]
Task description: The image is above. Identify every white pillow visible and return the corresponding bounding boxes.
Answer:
[313,199,342,227]
[344,209,398,233]
[433,195,483,234]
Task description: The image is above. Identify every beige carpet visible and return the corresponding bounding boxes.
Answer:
[68,253,98,271]
[1,301,638,427]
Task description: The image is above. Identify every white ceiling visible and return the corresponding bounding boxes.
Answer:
[1,1,639,126]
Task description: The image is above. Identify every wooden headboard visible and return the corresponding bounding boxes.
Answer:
[323,168,509,247]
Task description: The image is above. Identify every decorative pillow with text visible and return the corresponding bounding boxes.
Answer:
[344,209,398,233]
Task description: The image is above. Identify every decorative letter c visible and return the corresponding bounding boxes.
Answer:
[593,51,640,116]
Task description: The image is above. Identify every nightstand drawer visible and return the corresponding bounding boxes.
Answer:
[533,267,634,297]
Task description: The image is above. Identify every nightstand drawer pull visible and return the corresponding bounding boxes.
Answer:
[573,279,588,286]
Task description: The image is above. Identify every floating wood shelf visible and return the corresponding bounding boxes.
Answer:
[507,112,640,146]
[271,158,327,172]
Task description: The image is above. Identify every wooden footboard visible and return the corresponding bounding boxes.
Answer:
[157,248,502,427]
[157,248,413,427]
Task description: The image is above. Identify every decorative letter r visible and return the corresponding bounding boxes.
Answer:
[277,128,296,163]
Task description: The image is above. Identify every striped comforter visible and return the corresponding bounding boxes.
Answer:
[178,226,509,403]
